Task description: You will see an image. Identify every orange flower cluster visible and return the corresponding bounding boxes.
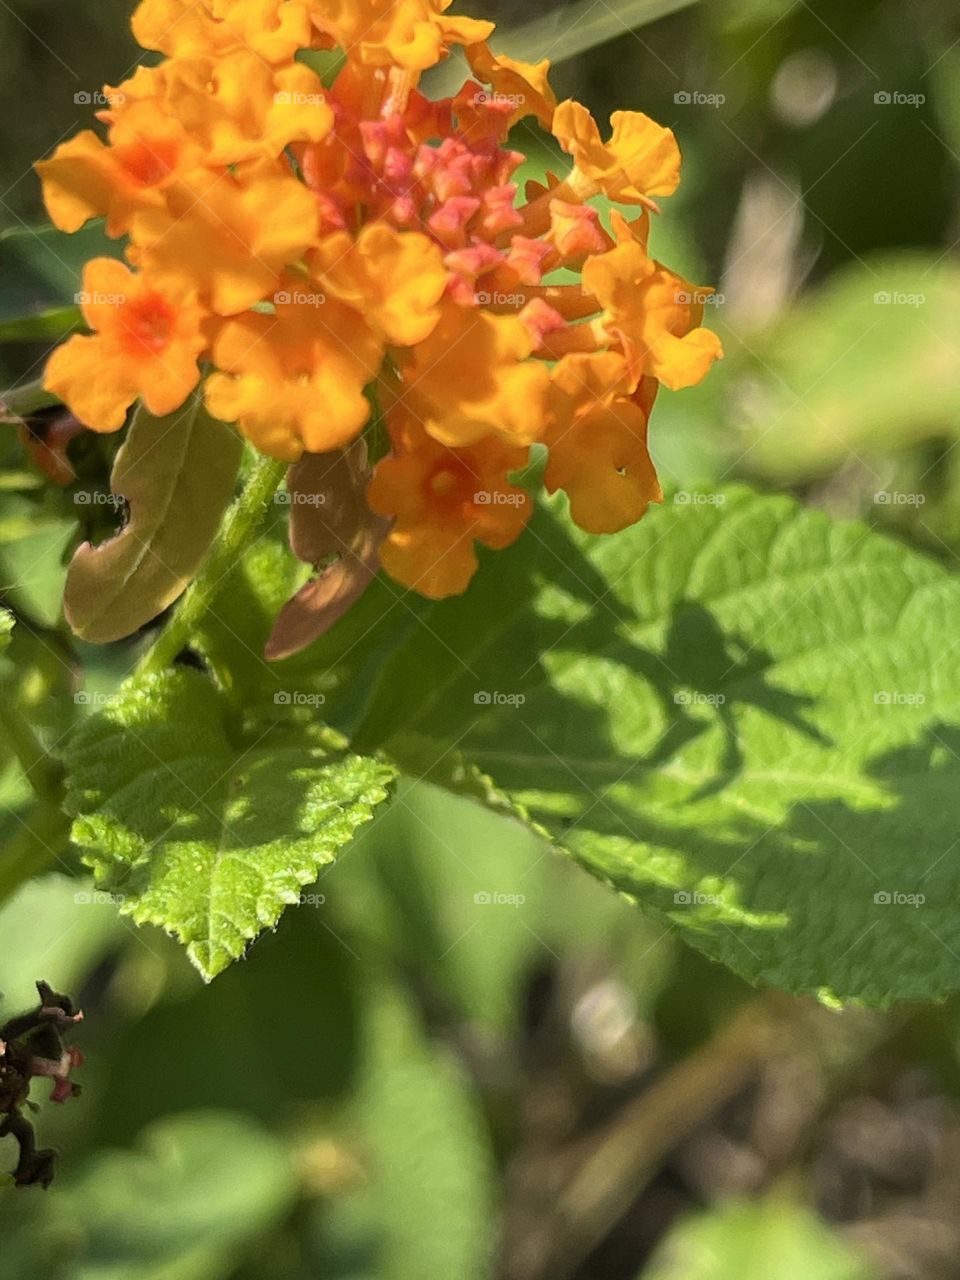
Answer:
[38,0,722,599]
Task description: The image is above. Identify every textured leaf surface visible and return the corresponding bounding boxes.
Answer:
[64,395,243,643]
[352,489,960,1003]
[66,669,395,979]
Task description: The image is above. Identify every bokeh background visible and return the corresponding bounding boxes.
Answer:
[2,0,960,1276]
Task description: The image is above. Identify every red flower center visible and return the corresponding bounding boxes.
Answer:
[120,294,176,353]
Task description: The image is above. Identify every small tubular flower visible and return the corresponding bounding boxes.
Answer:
[45,259,207,431]
[128,164,320,315]
[204,292,382,459]
[36,102,200,236]
[545,354,662,534]
[313,224,447,345]
[582,241,724,390]
[553,101,681,206]
[39,0,722,601]
[369,406,531,598]
[396,303,551,448]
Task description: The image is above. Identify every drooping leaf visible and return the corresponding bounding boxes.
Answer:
[63,395,243,643]
[266,442,389,661]
[66,668,396,980]
[349,488,960,1004]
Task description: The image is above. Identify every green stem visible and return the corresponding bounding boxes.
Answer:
[0,693,63,801]
[139,452,288,676]
[0,377,60,422]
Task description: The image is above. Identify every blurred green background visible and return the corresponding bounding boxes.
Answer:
[2,0,960,1276]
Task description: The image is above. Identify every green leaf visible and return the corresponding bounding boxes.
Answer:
[431,0,701,93]
[351,489,960,1004]
[63,1113,295,1280]
[739,255,960,482]
[358,989,495,1280]
[0,607,12,650]
[0,305,81,343]
[644,1195,874,1280]
[0,495,75,626]
[66,669,396,980]
[64,395,243,643]
[0,874,122,1012]
[0,221,120,323]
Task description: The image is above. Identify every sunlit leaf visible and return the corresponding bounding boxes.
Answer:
[66,669,396,980]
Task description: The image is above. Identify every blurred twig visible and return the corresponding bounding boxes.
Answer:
[501,994,898,1280]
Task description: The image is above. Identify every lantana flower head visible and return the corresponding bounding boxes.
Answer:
[38,0,722,600]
